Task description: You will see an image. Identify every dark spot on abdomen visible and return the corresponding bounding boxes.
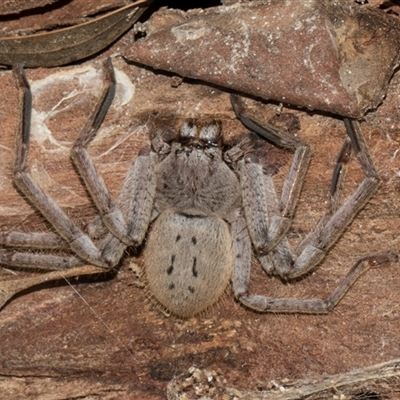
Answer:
[192,257,198,277]
[166,255,176,275]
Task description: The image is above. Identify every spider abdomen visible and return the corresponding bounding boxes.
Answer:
[144,211,233,317]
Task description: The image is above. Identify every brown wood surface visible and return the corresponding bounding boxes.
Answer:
[0,1,400,399]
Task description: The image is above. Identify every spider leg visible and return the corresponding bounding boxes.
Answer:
[0,231,66,249]
[0,230,84,270]
[5,62,155,273]
[12,64,111,268]
[232,220,397,312]
[231,215,252,297]
[235,94,384,279]
[71,59,156,250]
[237,153,293,274]
[70,59,132,245]
[0,251,83,270]
[292,137,352,256]
[78,143,156,267]
[0,231,82,270]
[231,95,312,260]
[287,119,380,279]
[257,173,294,274]
[231,116,397,312]
[330,135,353,213]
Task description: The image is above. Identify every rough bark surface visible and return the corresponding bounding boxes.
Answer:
[126,0,400,118]
[0,1,400,399]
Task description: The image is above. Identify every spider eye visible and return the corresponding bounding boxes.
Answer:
[204,140,218,148]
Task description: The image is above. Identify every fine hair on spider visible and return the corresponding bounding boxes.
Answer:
[0,58,397,318]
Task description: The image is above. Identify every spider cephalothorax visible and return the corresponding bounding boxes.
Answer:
[153,120,241,218]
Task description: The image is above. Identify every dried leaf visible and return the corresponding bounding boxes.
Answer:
[0,0,60,15]
[0,265,105,310]
[0,0,151,67]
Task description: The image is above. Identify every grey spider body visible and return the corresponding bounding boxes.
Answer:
[0,59,397,318]
[146,122,241,316]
